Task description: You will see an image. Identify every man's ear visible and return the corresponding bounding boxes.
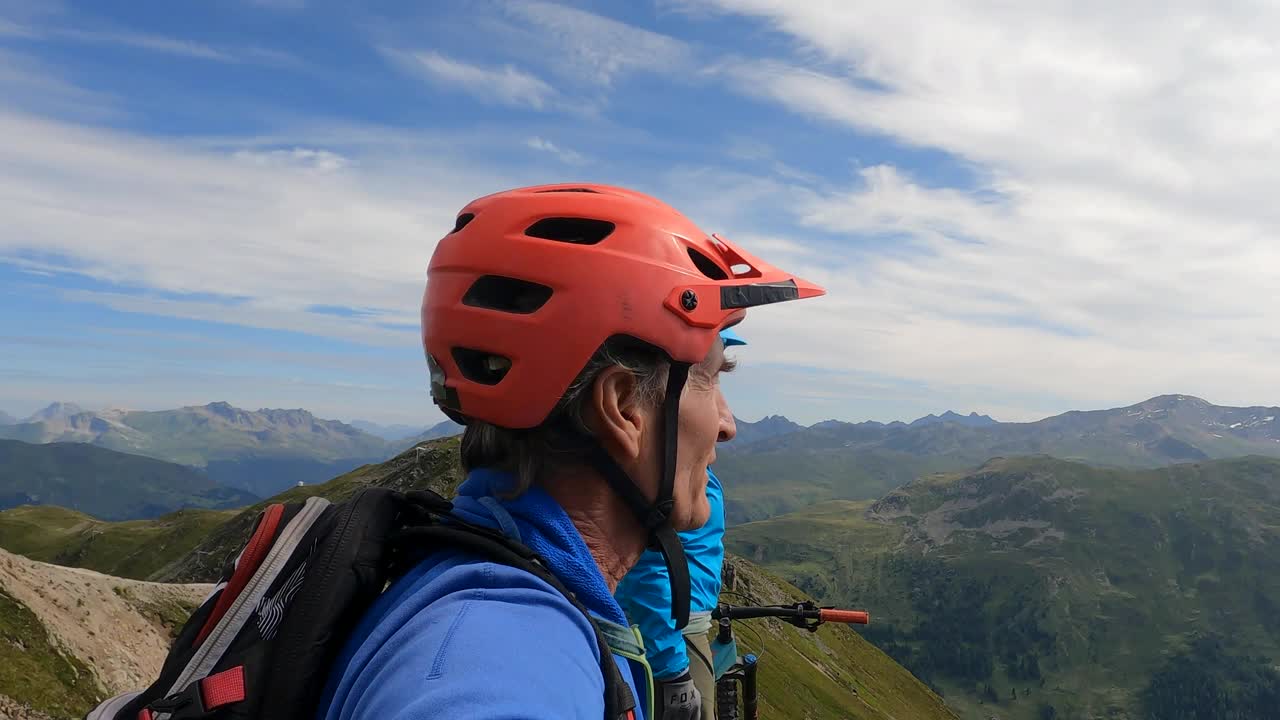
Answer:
[584,365,647,462]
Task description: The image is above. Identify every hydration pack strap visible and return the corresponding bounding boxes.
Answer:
[595,617,655,719]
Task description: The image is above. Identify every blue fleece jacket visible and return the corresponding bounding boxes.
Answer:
[315,469,646,720]
[613,467,725,680]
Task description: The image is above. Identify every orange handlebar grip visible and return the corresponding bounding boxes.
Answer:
[820,609,870,624]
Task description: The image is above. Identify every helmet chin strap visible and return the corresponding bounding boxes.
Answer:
[587,362,692,630]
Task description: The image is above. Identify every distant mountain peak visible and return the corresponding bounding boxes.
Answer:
[1139,394,1212,409]
[201,400,240,417]
[723,414,805,447]
[26,402,88,423]
[258,407,320,423]
[909,410,998,427]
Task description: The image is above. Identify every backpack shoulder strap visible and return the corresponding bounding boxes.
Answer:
[594,616,655,719]
[393,492,638,720]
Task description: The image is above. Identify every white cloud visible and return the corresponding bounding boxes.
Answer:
[56,28,236,61]
[0,109,531,348]
[382,49,557,109]
[525,136,587,164]
[231,147,350,172]
[1,2,299,65]
[498,0,694,87]
[668,0,1280,414]
[0,49,120,119]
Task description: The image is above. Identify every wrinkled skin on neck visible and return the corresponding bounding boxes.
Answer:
[542,467,648,591]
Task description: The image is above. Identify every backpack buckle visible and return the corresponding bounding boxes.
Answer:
[145,666,246,719]
[144,684,205,719]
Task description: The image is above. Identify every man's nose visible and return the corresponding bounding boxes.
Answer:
[718,393,737,443]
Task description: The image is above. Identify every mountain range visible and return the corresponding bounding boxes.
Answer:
[716,394,1280,524]
[0,402,395,496]
[727,454,1280,719]
[396,419,466,449]
[733,395,1278,459]
[348,419,430,441]
[4,393,1276,522]
[725,410,998,447]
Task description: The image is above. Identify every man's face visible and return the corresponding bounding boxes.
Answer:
[664,338,737,531]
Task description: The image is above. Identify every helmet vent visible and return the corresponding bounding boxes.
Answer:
[687,248,729,280]
[536,188,600,193]
[462,275,553,314]
[451,213,476,234]
[525,217,615,245]
[452,348,512,385]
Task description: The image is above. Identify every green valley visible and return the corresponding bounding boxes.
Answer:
[728,454,1280,719]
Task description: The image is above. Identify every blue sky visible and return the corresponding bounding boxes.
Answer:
[3,0,1279,428]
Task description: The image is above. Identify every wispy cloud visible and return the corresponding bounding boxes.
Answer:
[525,136,587,164]
[381,49,557,109]
[58,27,301,66]
[0,2,299,66]
[0,48,121,119]
[230,146,350,172]
[56,27,234,61]
[498,0,694,88]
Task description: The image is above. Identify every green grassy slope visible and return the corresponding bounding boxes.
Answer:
[0,589,104,719]
[728,455,1280,719]
[0,505,234,580]
[719,556,958,720]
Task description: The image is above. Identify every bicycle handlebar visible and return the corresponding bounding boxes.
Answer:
[712,601,869,631]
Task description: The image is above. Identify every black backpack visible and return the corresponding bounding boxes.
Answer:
[84,486,637,720]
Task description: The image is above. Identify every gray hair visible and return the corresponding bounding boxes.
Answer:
[460,337,671,496]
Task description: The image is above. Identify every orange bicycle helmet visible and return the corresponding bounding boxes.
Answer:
[420,183,825,628]
[422,182,823,429]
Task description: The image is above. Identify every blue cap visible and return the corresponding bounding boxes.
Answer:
[720,326,747,347]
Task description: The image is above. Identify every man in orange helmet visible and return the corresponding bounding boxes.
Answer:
[316,184,823,720]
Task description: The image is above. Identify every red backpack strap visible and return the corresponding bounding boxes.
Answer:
[193,504,285,648]
[199,666,247,709]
